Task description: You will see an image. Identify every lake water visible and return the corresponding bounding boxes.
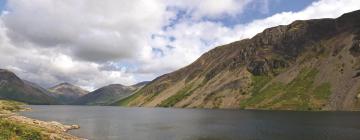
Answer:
[20,105,360,140]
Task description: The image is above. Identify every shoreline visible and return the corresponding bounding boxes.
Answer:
[0,100,83,140]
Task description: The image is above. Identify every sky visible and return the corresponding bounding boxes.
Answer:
[0,0,359,91]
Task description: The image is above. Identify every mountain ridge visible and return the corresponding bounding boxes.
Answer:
[114,10,360,111]
[0,69,58,105]
[74,82,149,105]
[48,82,89,104]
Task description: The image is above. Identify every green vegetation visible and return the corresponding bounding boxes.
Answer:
[0,100,25,113]
[250,75,272,96]
[240,68,333,110]
[0,85,56,105]
[313,83,332,99]
[0,119,43,140]
[0,100,44,140]
[270,68,318,110]
[114,90,142,106]
[158,85,194,107]
[240,82,285,108]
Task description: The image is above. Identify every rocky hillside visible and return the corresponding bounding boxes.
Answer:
[75,82,148,105]
[48,83,89,104]
[114,10,360,111]
[0,69,58,105]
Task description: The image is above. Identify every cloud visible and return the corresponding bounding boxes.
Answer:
[0,19,136,91]
[0,0,359,90]
[165,0,253,19]
[3,0,170,62]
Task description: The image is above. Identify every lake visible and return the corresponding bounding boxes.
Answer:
[20,105,360,140]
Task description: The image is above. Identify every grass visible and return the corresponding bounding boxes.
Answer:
[270,68,318,110]
[0,100,25,113]
[0,100,45,140]
[313,83,332,99]
[158,85,195,107]
[240,82,285,108]
[114,90,143,106]
[0,119,44,140]
[250,75,272,96]
[239,75,272,108]
[240,68,332,110]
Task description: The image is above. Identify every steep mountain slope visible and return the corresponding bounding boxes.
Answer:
[75,82,149,105]
[115,10,360,111]
[0,69,58,105]
[48,83,89,104]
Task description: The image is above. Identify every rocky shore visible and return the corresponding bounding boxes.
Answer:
[0,100,83,140]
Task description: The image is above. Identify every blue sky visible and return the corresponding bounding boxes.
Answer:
[164,0,317,28]
[0,0,6,13]
[237,0,316,24]
[0,0,359,90]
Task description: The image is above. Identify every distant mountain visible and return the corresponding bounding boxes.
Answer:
[0,69,58,105]
[48,83,89,104]
[114,10,360,111]
[75,82,149,105]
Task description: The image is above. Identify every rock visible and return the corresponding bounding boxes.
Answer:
[247,60,270,75]
[71,125,80,129]
[350,37,360,56]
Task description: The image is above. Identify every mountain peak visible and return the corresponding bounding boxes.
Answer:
[0,69,58,104]
[49,82,89,101]
[0,69,24,86]
[74,82,150,105]
[59,82,73,86]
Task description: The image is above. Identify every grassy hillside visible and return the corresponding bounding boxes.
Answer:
[77,83,148,105]
[0,85,57,105]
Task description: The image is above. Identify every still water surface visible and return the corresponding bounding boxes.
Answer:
[20,105,360,140]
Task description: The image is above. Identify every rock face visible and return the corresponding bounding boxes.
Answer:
[114,10,360,111]
[0,69,58,105]
[75,82,149,105]
[48,83,89,104]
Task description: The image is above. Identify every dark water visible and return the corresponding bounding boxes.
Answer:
[20,105,360,140]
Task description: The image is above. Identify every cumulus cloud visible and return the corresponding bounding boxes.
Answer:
[3,0,169,62]
[0,19,136,91]
[0,0,360,90]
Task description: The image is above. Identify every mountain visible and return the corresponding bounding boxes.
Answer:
[132,81,150,89]
[0,69,58,104]
[48,83,89,104]
[74,82,149,105]
[114,10,360,111]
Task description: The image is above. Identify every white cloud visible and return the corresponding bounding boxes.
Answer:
[3,0,170,62]
[166,0,253,19]
[0,18,136,91]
